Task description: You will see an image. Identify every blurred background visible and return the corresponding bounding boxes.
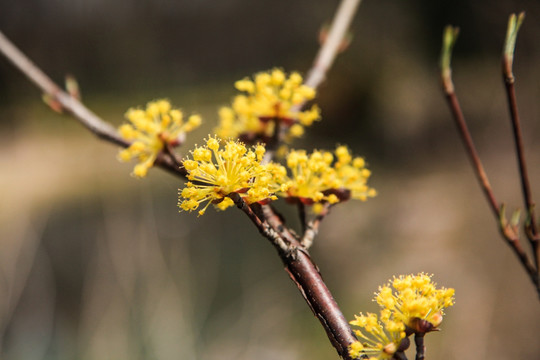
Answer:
[1,1,540,359]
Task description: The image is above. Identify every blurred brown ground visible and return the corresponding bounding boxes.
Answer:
[1,1,540,359]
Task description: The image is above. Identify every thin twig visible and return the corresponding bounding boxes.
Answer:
[0,31,123,146]
[440,26,499,217]
[440,25,539,298]
[0,30,187,178]
[394,352,408,360]
[301,203,331,249]
[268,0,363,161]
[229,193,291,253]
[502,12,540,272]
[304,0,362,90]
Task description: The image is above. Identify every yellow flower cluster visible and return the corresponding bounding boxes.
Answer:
[375,273,455,330]
[215,69,320,143]
[349,273,455,359]
[178,137,285,216]
[279,146,377,211]
[118,99,202,177]
[349,313,406,360]
[178,140,376,216]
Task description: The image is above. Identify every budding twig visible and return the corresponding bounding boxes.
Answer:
[440,23,540,298]
[501,12,540,272]
[0,30,187,178]
[440,26,499,217]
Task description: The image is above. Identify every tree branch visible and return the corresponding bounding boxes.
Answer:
[440,24,539,298]
[440,26,499,217]
[0,0,365,356]
[261,205,357,360]
[0,30,187,178]
[501,12,540,273]
[302,203,332,249]
[304,0,362,90]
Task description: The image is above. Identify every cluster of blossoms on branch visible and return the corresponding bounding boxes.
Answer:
[117,99,201,177]
[113,74,455,360]
[117,69,376,215]
[178,137,283,215]
[215,68,321,143]
[177,138,376,216]
[349,273,455,359]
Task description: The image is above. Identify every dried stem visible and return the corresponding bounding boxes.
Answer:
[440,25,540,297]
[502,12,540,272]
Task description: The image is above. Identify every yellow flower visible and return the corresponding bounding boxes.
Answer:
[276,146,376,208]
[178,137,285,216]
[348,341,364,359]
[349,274,455,358]
[349,313,406,359]
[215,68,320,144]
[375,273,455,331]
[118,99,201,177]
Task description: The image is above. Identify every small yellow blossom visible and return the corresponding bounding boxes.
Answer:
[276,146,376,208]
[349,313,406,359]
[215,69,320,144]
[118,99,201,177]
[334,146,378,201]
[349,274,455,359]
[375,273,455,330]
[178,137,285,216]
[348,341,364,359]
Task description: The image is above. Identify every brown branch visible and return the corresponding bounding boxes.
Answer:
[440,27,499,217]
[443,84,500,217]
[502,12,540,273]
[0,32,123,146]
[227,198,357,359]
[229,194,292,253]
[261,205,357,360]
[440,25,539,298]
[264,0,362,162]
[0,30,187,178]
